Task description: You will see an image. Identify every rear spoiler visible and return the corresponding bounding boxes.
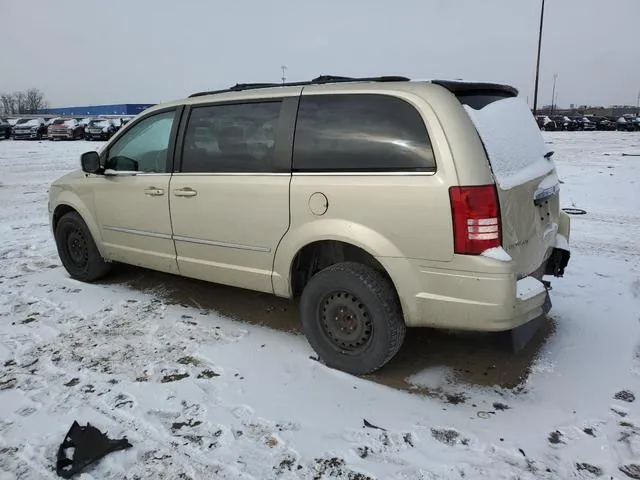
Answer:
[432,80,518,98]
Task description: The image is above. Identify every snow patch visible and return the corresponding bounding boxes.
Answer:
[481,246,512,262]
[516,276,546,301]
[464,97,554,190]
[555,233,569,251]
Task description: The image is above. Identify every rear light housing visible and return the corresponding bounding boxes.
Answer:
[449,185,501,255]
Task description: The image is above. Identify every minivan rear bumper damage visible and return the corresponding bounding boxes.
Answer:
[379,255,559,332]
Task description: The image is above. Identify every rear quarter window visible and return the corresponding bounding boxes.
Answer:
[293,94,436,172]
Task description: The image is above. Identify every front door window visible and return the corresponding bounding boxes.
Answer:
[106,110,176,173]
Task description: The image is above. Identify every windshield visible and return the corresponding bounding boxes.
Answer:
[17,119,41,126]
[52,119,66,125]
[89,120,109,127]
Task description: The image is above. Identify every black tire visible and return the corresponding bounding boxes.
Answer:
[55,211,111,282]
[300,261,406,375]
[3,130,9,139]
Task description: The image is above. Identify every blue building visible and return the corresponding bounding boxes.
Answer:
[40,103,155,117]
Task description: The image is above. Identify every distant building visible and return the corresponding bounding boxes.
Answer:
[40,103,155,117]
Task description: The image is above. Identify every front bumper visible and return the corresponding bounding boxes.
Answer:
[49,132,74,139]
[13,131,39,139]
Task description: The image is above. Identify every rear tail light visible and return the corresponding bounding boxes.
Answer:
[449,185,501,255]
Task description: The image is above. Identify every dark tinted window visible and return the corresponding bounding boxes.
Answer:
[181,102,281,173]
[293,94,435,172]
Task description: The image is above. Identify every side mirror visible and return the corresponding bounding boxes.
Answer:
[81,151,101,174]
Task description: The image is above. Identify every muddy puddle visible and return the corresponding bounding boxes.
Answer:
[102,264,553,395]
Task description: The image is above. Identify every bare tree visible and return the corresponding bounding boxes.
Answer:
[14,92,26,114]
[0,93,15,115]
[24,88,47,114]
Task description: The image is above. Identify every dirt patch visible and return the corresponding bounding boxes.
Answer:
[177,356,201,366]
[583,427,596,437]
[444,393,467,405]
[312,457,372,480]
[614,390,636,403]
[548,430,565,445]
[619,464,640,479]
[493,402,510,411]
[576,463,602,476]
[21,317,37,324]
[63,378,79,387]
[0,378,17,390]
[171,419,202,431]
[197,370,219,379]
[431,428,460,446]
[161,373,189,383]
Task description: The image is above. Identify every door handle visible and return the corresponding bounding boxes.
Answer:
[173,187,197,197]
[144,187,165,196]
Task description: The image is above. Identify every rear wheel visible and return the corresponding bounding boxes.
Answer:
[55,211,111,282]
[300,262,406,375]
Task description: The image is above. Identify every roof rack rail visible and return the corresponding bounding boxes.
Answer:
[188,75,411,98]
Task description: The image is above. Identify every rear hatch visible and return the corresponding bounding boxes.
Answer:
[437,81,560,278]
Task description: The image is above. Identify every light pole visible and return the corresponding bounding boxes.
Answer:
[551,74,558,114]
[281,65,287,84]
[637,89,639,116]
[533,0,546,115]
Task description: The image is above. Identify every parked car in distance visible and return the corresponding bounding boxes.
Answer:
[84,118,120,140]
[0,118,12,139]
[49,76,571,374]
[581,117,596,131]
[48,118,85,140]
[12,118,47,140]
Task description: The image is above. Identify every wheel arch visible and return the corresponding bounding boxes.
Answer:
[52,196,105,257]
[273,220,406,298]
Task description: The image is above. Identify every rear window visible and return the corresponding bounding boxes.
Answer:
[293,94,435,172]
[464,97,552,190]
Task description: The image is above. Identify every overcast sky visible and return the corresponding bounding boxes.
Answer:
[1,0,638,108]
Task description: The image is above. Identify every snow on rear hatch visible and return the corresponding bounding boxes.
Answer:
[464,97,553,191]
[462,94,561,277]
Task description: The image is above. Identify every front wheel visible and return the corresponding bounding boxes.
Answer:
[55,211,111,282]
[300,262,406,375]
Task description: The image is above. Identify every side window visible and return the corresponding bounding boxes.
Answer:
[181,101,281,173]
[106,110,176,173]
[293,94,436,172]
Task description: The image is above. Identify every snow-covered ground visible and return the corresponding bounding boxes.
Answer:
[0,133,639,479]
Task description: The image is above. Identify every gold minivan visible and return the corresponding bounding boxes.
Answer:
[49,76,571,374]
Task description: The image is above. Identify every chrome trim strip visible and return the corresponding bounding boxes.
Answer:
[171,172,435,177]
[103,225,172,240]
[171,172,290,176]
[173,235,270,252]
[292,171,436,176]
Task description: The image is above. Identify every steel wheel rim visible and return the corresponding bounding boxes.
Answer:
[66,227,89,269]
[319,291,373,354]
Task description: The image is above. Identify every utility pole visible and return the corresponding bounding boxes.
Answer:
[533,0,546,115]
[281,65,287,84]
[637,89,640,116]
[551,73,558,114]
